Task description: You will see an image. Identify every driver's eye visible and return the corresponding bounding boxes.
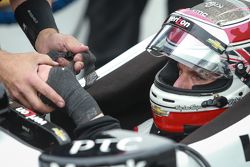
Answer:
[193,73,206,81]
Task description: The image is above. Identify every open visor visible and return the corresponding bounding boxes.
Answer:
[147,15,230,78]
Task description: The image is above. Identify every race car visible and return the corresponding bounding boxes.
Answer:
[0,35,250,167]
[2,0,250,165]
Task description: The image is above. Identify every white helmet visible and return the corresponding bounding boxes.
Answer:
[146,0,250,135]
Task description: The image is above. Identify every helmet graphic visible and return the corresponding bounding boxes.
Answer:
[146,0,250,135]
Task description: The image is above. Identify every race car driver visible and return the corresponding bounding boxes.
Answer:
[137,0,250,138]
[0,0,88,113]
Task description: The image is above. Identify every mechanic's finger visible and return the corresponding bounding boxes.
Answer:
[36,54,59,66]
[32,78,65,109]
[65,41,88,54]
[23,88,54,113]
[74,61,84,73]
[57,57,70,66]
[73,53,83,62]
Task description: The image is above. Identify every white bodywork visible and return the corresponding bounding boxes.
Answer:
[0,35,250,167]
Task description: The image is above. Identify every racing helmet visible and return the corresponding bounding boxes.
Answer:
[146,0,250,135]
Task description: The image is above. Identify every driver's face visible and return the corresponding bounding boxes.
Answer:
[173,63,217,89]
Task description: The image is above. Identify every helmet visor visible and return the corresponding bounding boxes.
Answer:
[147,17,229,78]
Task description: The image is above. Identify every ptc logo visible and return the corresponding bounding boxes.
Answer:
[69,137,143,154]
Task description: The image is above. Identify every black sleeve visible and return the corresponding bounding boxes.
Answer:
[74,115,121,139]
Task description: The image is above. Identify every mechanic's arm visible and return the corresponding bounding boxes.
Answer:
[38,65,121,139]
[10,0,88,74]
[0,49,64,113]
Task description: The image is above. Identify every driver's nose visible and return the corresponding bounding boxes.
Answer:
[173,73,193,89]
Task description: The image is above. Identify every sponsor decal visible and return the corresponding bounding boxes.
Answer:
[205,1,223,8]
[15,107,47,126]
[21,125,30,133]
[168,15,192,29]
[22,23,27,32]
[175,105,202,111]
[228,97,241,105]
[207,38,226,52]
[152,105,169,116]
[69,137,143,154]
[52,128,68,142]
[27,10,38,23]
[191,9,208,17]
[49,159,147,167]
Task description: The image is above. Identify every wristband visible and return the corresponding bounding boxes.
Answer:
[14,0,58,48]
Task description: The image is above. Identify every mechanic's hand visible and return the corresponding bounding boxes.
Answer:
[0,51,65,113]
[35,28,88,74]
[37,65,52,83]
[38,64,103,126]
